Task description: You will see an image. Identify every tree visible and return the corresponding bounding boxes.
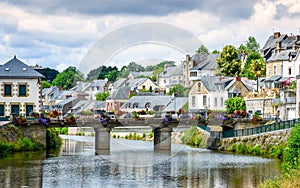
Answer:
[86,66,119,81]
[96,92,110,101]
[42,80,51,89]
[105,69,119,82]
[127,62,144,72]
[216,45,241,76]
[211,49,220,54]
[196,45,209,54]
[246,36,260,52]
[36,68,59,82]
[241,52,266,80]
[250,56,266,92]
[52,66,85,89]
[168,84,185,97]
[225,97,246,114]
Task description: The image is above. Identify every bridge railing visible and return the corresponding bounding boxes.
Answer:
[222,118,300,138]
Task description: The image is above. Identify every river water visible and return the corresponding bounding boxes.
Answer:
[0,135,281,188]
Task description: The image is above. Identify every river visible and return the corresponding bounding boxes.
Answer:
[0,135,281,188]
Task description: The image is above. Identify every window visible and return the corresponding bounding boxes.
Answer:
[274,65,277,74]
[192,96,195,106]
[220,98,224,106]
[0,105,4,116]
[26,105,33,116]
[190,72,197,77]
[203,95,207,106]
[4,84,12,96]
[19,84,27,96]
[280,65,283,74]
[197,83,201,92]
[11,105,19,116]
[267,66,270,76]
[214,97,217,107]
[288,67,292,75]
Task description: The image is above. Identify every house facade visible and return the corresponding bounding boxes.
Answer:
[157,64,183,94]
[188,76,254,113]
[0,56,44,117]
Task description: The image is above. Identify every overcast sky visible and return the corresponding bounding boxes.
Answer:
[0,0,300,74]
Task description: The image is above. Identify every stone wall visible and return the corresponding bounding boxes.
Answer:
[0,124,46,147]
[218,129,291,155]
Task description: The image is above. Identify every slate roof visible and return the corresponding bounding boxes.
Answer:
[264,75,282,82]
[200,76,234,91]
[162,97,188,112]
[129,71,153,78]
[121,95,173,110]
[190,54,218,71]
[0,56,45,79]
[106,86,131,100]
[112,78,127,89]
[267,49,298,62]
[159,64,182,78]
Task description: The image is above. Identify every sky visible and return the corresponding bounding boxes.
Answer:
[0,0,300,75]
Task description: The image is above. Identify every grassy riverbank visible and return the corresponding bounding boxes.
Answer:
[260,123,300,187]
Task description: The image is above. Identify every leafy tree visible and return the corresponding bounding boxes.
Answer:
[52,66,85,89]
[225,97,246,114]
[211,50,220,54]
[127,62,144,72]
[216,45,241,76]
[96,92,110,101]
[105,69,119,82]
[246,36,260,52]
[250,56,266,92]
[241,52,266,80]
[289,80,296,93]
[168,84,185,97]
[42,80,51,89]
[196,45,209,54]
[86,66,119,81]
[36,68,59,82]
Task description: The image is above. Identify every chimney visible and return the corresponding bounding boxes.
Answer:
[235,76,241,81]
[274,32,281,39]
[58,86,63,91]
[186,54,190,61]
[297,35,300,41]
[276,41,282,50]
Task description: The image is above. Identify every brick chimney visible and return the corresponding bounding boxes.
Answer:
[276,41,282,50]
[235,76,241,81]
[274,32,281,38]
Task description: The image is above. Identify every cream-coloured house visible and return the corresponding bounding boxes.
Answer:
[0,56,44,117]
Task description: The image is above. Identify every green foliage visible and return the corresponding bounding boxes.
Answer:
[282,123,300,172]
[225,97,246,114]
[196,44,209,54]
[289,80,296,93]
[211,49,220,54]
[241,52,266,80]
[96,92,109,101]
[42,80,52,89]
[0,138,44,154]
[46,128,62,150]
[105,69,119,82]
[216,45,242,76]
[36,67,59,82]
[181,126,207,148]
[55,127,68,135]
[86,65,119,81]
[168,84,186,97]
[246,36,260,52]
[52,66,85,89]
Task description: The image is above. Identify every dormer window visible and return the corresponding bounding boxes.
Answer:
[197,83,201,92]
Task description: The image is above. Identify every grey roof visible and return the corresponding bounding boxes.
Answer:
[267,49,298,62]
[107,86,131,100]
[0,56,45,79]
[71,82,90,92]
[240,77,257,91]
[129,71,153,78]
[124,78,151,89]
[264,75,282,82]
[200,76,234,91]
[261,34,287,51]
[162,97,188,112]
[159,64,182,78]
[190,54,218,71]
[112,78,127,89]
[56,96,77,106]
[121,95,173,110]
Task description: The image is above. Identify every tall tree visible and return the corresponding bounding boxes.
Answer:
[36,67,59,82]
[216,45,241,76]
[250,57,266,92]
[241,52,266,80]
[52,66,85,89]
[246,36,260,52]
[196,45,209,54]
[168,84,186,97]
[127,62,144,72]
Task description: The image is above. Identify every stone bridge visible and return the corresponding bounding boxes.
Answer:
[26,118,187,155]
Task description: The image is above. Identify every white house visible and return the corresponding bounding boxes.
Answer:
[157,64,183,93]
[188,76,255,113]
[0,56,45,117]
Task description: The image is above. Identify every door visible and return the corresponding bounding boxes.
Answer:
[26,105,33,116]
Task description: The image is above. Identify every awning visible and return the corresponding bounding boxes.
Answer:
[264,75,282,82]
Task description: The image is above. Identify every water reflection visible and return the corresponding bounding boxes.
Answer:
[0,136,282,188]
